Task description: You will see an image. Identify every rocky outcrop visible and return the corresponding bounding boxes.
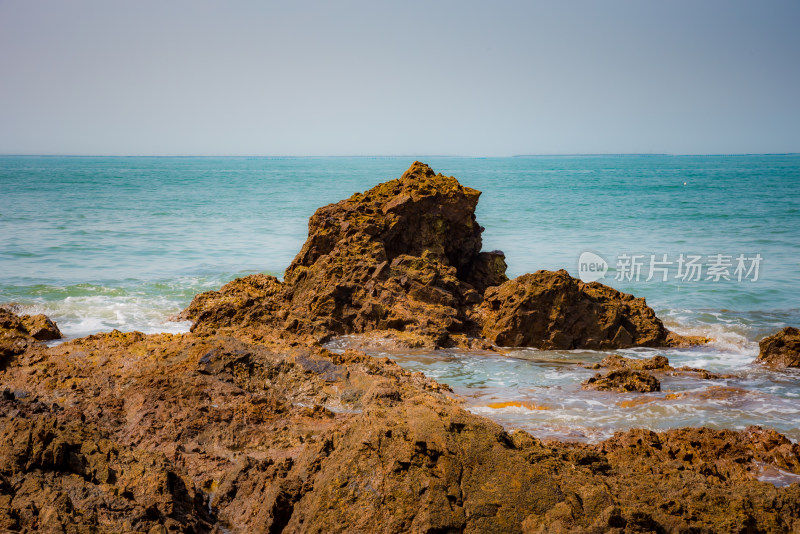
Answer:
[0,329,797,532]
[184,163,695,351]
[19,314,61,341]
[588,353,732,379]
[0,308,61,364]
[575,426,800,533]
[582,369,661,392]
[477,270,689,349]
[183,162,509,348]
[758,326,800,368]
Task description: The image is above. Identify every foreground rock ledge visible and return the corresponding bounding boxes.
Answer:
[0,322,798,532]
[182,162,701,350]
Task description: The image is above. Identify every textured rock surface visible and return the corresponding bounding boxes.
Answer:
[184,163,692,351]
[596,354,671,371]
[589,353,732,380]
[477,270,684,349]
[0,398,211,533]
[8,163,792,532]
[0,308,61,364]
[582,369,661,393]
[0,330,797,532]
[18,313,62,341]
[183,162,509,348]
[758,326,800,368]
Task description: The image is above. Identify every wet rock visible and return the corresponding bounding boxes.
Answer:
[588,353,732,379]
[665,330,712,347]
[179,273,286,335]
[758,326,800,368]
[477,270,684,349]
[595,353,671,371]
[671,366,734,379]
[19,314,62,341]
[0,308,62,364]
[583,369,661,393]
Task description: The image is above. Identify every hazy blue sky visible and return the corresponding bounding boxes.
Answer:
[1,0,798,156]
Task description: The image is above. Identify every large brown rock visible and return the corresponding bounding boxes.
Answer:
[758,326,800,369]
[183,163,692,351]
[183,162,509,348]
[477,269,678,349]
[287,161,485,277]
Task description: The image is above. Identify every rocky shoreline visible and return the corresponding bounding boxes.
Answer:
[1,163,799,532]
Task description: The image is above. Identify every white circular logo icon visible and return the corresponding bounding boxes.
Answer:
[578,251,608,282]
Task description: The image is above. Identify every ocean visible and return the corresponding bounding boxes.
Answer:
[2,155,799,442]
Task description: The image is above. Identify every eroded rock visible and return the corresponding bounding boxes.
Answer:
[0,308,62,364]
[758,326,800,368]
[183,163,695,351]
[0,324,796,531]
[19,313,62,341]
[588,353,732,379]
[583,369,661,393]
[477,270,686,349]
[183,162,512,348]
[0,397,211,533]
[595,353,671,371]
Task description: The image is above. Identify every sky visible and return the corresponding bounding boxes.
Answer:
[0,0,798,156]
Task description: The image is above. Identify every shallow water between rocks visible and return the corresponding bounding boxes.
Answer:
[326,336,800,445]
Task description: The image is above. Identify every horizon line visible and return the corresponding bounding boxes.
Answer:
[1,152,799,158]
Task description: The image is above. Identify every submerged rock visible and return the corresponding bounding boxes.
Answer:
[588,353,733,379]
[596,354,671,370]
[758,326,800,368]
[582,369,661,393]
[183,163,693,351]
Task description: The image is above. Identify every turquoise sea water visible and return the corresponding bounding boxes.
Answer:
[2,155,799,442]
